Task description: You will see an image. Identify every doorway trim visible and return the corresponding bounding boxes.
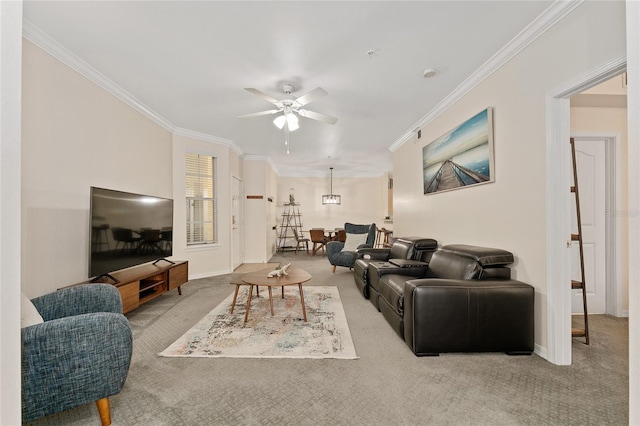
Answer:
[545,54,626,365]
[231,176,244,271]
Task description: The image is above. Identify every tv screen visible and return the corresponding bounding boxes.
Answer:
[89,187,174,278]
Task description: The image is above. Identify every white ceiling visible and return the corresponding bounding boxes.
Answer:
[23,1,554,177]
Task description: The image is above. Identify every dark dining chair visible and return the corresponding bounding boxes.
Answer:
[309,229,328,255]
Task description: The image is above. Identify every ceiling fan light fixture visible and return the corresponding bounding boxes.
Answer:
[273,114,286,129]
[287,113,299,131]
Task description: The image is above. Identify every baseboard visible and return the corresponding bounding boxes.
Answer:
[534,343,548,360]
[188,269,232,280]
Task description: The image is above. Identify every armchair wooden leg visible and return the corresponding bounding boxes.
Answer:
[96,397,111,426]
[332,265,336,273]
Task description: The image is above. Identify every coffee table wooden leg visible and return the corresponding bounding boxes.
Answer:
[244,285,254,323]
[230,284,241,314]
[298,283,307,322]
[281,286,284,299]
[268,286,274,316]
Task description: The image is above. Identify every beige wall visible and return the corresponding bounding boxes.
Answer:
[570,105,628,315]
[21,40,173,296]
[277,175,386,233]
[392,1,626,353]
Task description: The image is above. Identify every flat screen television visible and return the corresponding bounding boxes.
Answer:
[89,187,174,279]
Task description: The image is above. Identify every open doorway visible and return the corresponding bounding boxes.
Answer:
[544,55,626,366]
[569,73,628,320]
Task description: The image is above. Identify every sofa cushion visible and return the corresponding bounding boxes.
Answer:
[426,250,483,280]
[388,238,414,259]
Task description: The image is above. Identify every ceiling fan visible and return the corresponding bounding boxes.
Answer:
[238,83,338,130]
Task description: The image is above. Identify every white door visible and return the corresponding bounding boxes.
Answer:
[231,177,243,270]
[571,138,607,314]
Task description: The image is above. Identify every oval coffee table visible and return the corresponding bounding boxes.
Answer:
[241,267,311,323]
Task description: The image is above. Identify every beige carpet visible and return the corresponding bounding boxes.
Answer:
[233,262,280,274]
[158,286,357,359]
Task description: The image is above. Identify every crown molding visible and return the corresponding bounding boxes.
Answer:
[23,20,251,157]
[173,127,241,150]
[23,20,176,132]
[244,155,279,175]
[549,53,626,98]
[389,0,585,152]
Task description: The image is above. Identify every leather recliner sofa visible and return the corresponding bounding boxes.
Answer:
[353,236,438,298]
[357,244,534,356]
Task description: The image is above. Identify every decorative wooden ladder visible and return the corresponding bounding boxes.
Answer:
[278,203,303,252]
[570,137,590,344]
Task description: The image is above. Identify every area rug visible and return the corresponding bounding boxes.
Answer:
[233,262,280,274]
[159,286,358,359]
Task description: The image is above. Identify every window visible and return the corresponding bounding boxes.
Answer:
[185,153,217,245]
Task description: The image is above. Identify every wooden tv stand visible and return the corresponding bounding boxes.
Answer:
[89,260,188,314]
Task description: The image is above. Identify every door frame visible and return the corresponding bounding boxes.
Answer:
[545,54,626,365]
[231,176,244,270]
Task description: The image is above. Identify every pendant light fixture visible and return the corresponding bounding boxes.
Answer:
[322,167,341,205]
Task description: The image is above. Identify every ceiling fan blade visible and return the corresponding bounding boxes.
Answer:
[244,88,280,105]
[295,87,328,106]
[298,109,338,125]
[237,109,280,118]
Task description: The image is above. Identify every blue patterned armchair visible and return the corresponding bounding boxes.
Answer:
[21,284,132,425]
[327,223,376,273]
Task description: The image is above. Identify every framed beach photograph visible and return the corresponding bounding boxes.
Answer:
[422,107,494,195]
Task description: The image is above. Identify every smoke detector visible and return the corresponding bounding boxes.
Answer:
[422,68,437,78]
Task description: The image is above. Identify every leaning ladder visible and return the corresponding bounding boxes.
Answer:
[570,137,590,345]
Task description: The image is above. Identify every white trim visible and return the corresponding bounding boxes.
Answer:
[22,20,176,132]
[390,0,585,152]
[545,96,573,365]
[549,55,627,98]
[534,343,548,360]
[546,59,627,366]
[185,243,221,252]
[173,127,241,152]
[1,2,24,423]
[188,269,233,280]
[625,2,640,421]
[23,20,252,156]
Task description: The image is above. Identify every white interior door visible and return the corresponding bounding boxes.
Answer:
[231,177,243,270]
[571,138,607,314]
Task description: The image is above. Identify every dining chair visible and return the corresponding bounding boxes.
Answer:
[309,229,328,255]
[291,228,310,255]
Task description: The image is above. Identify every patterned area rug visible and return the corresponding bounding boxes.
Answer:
[159,286,358,359]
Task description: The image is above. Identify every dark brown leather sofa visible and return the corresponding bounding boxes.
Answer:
[355,243,535,356]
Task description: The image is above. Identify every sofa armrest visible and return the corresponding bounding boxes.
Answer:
[404,278,534,356]
[368,261,430,293]
[32,284,122,321]
[356,247,391,260]
[21,312,132,421]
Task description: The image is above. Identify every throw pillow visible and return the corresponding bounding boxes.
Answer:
[21,293,44,328]
[343,232,368,252]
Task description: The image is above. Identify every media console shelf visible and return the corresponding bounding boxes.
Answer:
[81,260,188,314]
